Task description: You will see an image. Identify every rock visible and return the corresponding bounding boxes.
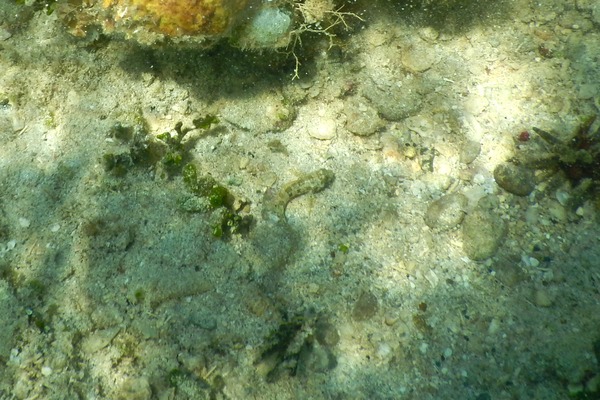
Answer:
[460,140,481,164]
[462,207,507,260]
[308,117,337,140]
[401,40,439,73]
[494,162,536,196]
[362,78,423,121]
[352,291,379,321]
[222,91,296,133]
[547,200,568,222]
[424,193,468,231]
[343,96,384,136]
[493,255,527,287]
[81,327,120,354]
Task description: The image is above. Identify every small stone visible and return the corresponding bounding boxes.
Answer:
[418,26,439,42]
[547,200,567,222]
[494,162,536,196]
[363,78,423,121]
[528,257,540,268]
[555,189,570,206]
[462,207,507,260]
[442,348,453,358]
[384,310,401,326]
[352,291,379,321]
[401,40,439,73]
[239,157,250,169]
[460,140,481,164]
[18,217,30,228]
[308,117,337,140]
[344,97,384,136]
[0,28,12,41]
[376,342,392,359]
[41,366,53,376]
[494,255,526,287]
[424,193,468,231]
[81,327,120,354]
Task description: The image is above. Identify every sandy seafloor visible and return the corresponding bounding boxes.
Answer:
[1,0,600,399]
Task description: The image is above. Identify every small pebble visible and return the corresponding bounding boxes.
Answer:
[0,28,11,41]
[443,348,453,358]
[81,327,120,354]
[555,189,570,206]
[384,310,401,326]
[344,97,384,137]
[352,291,379,321]
[418,26,439,42]
[459,140,481,164]
[308,117,337,140]
[494,162,536,196]
[401,40,438,72]
[547,200,567,222]
[376,342,392,359]
[424,192,468,231]
[528,257,540,268]
[363,79,423,121]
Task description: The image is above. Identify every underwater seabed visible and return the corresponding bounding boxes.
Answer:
[0,0,600,398]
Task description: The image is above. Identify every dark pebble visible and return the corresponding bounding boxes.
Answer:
[493,162,535,196]
[352,291,379,321]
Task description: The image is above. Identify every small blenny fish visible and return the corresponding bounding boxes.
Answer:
[262,168,335,222]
